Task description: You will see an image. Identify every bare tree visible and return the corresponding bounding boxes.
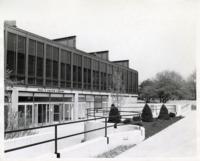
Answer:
[110,69,125,109]
[186,70,196,100]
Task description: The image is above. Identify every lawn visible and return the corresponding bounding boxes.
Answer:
[139,116,183,139]
[96,116,183,158]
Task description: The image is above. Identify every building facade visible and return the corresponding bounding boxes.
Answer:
[4,21,138,128]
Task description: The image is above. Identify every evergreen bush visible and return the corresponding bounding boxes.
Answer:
[158,104,169,120]
[141,103,153,122]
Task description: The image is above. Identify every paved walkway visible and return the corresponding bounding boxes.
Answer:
[117,110,198,158]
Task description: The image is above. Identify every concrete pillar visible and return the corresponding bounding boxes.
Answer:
[9,88,18,127]
[107,93,112,110]
[176,105,182,116]
[73,92,79,120]
[11,88,18,113]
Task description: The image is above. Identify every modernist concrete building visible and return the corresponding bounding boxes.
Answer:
[4,21,138,127]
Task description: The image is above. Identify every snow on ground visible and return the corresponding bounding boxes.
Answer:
[117,110,198,158]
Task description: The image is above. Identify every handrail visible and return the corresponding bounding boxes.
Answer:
[4,110,139,158]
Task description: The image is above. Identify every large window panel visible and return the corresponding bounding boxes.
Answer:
[17,36,26,83]
[61,50,71,88]
[73,53,82,89]
[46,45,52,86]
[7,32,17,77]
[92,60,99,90]
[28,39,36,84]
[36,42,44,85]
[53,47,59,86]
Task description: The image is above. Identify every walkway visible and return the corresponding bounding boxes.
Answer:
[117,110,198,158]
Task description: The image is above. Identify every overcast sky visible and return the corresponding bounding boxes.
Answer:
[0,0,197,82]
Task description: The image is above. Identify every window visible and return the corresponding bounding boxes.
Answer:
[53,47,59,86]
[36,42,44,85]
[93,60,99,90]
[83,57,91,90]
[107,64,113,90]
[53,105,60,122]
[64,104,72,121]
[17,36,26,76]
[7,32,16,78]
[28,39,36,84]
[61,50,71,88]
[18,105,25,128]
[26,105,33,126]
[46,45,52,86]
[38,104,46,124]
[100,62,107,91]
[73,53,82,89]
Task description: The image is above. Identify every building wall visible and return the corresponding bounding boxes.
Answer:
[4,23,139,128]
[4,24,138,95]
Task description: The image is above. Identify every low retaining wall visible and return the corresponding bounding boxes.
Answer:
[56,125,145,158]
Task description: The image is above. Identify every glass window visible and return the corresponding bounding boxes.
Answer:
[73,53,82,88]
[53,105,60,122]
[26,105,32,126]
[18,105,25,128]
[28,40,36,75]
[38,104,47,124]
[83,57,91,90]
[7,32,16,76]
[61,50,71,88]
[53,47,59,84]
[17,36,26,76]
[46,45,52,79]
[36,42,44,85]
[64,104,72,121]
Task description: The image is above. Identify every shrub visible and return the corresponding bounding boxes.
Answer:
[5,109,37,139]
[158,104,169,120]
[132,115,141,121]
[123,118,132,124]
[169,112,176,118]
[141,104,153,122]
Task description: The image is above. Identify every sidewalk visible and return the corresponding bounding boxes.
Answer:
[117,110,198,158]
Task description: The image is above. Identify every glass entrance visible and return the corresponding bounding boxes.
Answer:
[37,104,50,125]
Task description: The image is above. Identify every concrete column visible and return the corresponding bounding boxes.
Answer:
[176,105,182,116]
[107,93,112,110]
[73,92,79,120]
[10,88,18,127]
[11,88,18,113]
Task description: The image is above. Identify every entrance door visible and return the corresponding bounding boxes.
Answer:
[53,104,60,122]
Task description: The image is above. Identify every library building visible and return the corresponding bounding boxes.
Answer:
[4,21,138,128]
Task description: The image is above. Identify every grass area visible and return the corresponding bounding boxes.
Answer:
[96,116,183,158]
[138,116,183,139]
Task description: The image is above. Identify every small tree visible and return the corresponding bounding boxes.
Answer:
[158,104,169,120]
[110,69,125,109]
[141,104,153,122]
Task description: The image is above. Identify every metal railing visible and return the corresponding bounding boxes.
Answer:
[86,107,141,119]
[4,110,140,158]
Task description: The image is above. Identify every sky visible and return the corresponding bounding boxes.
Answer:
[0,0,197,82]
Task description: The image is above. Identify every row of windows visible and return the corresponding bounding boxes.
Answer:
[6,32,138,94]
